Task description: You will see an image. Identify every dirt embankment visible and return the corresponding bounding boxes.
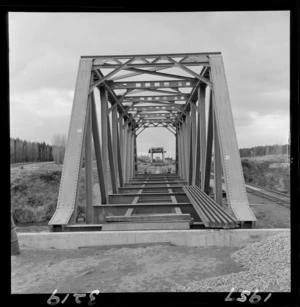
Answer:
[10,163,93,224]
[241,155,290,193]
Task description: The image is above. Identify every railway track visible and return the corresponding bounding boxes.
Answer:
[245,183,290,208]
[10,161,54,168]
[210,172,290,207]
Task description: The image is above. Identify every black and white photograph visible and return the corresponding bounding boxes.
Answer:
[9,10,292,299]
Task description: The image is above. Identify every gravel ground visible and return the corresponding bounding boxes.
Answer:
[171,231,290,292]
[11,244,244,293]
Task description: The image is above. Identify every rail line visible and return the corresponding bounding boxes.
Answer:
[245,183,290,208]
[10,161,54,168]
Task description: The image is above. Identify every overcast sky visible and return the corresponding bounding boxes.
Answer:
[9,11,289,158]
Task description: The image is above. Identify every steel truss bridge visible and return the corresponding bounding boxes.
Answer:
[49,52,256,231]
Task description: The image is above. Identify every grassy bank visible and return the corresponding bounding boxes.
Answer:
[241,155,290,193]
[11,155,290,224]
[10,162,102,224]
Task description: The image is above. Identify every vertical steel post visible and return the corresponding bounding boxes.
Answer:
[181,123,186,181]
[134,132,137,176]
[107,114,117,194]
[181,121,187,181]
[91,92,107,204]
[126,126,132,181]
[119,116,124,170]
[204,90,214,195]
[195,84,207,188]
[214,109,222,206]
[175,130,179,174]
[112,106,119,186]
[116,118,124,187]
[85,95,93,223]
[191,101,197,184]
[129,131,133,179]
[178,128,181,177]
[123,120,128,181]
[184,117,190,181]
[188,120,193,185]
[100,87,108,192]
[199,84,207,189]
[132,132,135,178]
[195,91,201,186]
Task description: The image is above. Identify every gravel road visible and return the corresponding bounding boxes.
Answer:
[171,231,290,292]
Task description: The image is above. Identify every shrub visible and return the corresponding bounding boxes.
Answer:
[77,205,86,218]
[42,202,57,221]
[13,207,35,223]
[39,171,61,183]
[27,196,44,207]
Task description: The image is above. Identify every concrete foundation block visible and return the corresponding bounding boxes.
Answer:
[18,229,290,250]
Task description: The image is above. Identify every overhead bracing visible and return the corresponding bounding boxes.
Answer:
[49,52,256,231]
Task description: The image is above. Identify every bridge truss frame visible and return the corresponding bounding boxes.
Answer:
[49,52,256,231]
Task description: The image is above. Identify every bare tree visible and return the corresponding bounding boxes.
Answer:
[52,134,67,165]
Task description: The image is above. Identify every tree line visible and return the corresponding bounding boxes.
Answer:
[10,137,54,163]
[11,136,289,164]
[239,144,289,158]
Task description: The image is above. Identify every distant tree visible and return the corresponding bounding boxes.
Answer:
[10,137,54,164]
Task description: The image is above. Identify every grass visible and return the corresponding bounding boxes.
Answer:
[10,162,105,223]
[11,155,290,224]
[241,155,290,193]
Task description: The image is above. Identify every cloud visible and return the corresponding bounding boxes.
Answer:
[236,112,289,148]
[9,12,290,149]
[10,88,74,143]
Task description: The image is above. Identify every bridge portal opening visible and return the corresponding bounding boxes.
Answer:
[48,52,256,232]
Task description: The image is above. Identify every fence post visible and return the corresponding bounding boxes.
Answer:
[11,213,20,255]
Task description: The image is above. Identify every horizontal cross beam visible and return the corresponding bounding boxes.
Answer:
[136,119,175,124]
[127,105,182,112]
[82,52,221,60]
[133,113,178,118]
[122,95,188,103]
[92,62,208,69]
[108,80,197,89]
[124,68,195,81]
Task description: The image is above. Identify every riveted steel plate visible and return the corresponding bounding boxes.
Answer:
[49,59,93,225]
[209,55,256,222]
